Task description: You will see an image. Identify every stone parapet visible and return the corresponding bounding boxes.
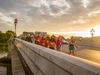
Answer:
[14,39,100,75]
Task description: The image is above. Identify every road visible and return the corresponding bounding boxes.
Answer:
[61,45,100,64]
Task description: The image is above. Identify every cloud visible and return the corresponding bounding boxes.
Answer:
[50,5,61,14]
[0,0,100,37]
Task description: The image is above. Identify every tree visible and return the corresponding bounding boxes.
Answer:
[5,30,15,40]
[0,33,7,42]
[0,30,15,42]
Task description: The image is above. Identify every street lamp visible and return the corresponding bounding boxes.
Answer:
[14,18,18,36]
[90,28,95,37]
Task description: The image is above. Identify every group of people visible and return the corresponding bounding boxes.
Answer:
[20,33,78,56]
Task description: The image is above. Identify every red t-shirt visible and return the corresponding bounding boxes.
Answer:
[40,38,48,47]
[35,36,41,42]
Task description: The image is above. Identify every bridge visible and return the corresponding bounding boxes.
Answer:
[8,38,100,75]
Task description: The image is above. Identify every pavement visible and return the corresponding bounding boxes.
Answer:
[61,45,100,64]
[0,66,6,75]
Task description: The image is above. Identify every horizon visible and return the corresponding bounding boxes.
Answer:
[1,30,100,39]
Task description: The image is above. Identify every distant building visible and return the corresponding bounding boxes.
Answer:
[23,31,34,36]
[35,31,47,37]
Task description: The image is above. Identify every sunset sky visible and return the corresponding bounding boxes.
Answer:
[0,0,100,38]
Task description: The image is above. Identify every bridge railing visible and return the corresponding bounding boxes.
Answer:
[14,38,100,75]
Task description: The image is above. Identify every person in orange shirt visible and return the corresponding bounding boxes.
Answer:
[40,35,48,47]
[48,37,55,50]
[35,33,41,45]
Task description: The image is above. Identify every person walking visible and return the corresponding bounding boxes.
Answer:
[35,33,41,45]
[56,35,63,51]
[26,34,31,42]
[48,38,55,50]
[31,35,35,43]
[68,36,78,56]
[40,35,48,47]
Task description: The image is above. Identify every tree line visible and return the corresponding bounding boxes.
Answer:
[0,30,15,43]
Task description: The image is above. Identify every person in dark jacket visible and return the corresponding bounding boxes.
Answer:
[26,34,32,42]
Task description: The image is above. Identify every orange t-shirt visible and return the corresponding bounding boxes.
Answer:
[48,41,55,48]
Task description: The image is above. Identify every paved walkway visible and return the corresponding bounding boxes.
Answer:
[75,49,100,64]
[62,45,100,64]
[11,48,26,75]
[0,66,6,75]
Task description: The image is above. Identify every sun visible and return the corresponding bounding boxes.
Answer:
[94,26,100,36]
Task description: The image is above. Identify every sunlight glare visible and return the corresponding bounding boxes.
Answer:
[94,26,100,36]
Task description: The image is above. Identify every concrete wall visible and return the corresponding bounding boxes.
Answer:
[14,39,100,75]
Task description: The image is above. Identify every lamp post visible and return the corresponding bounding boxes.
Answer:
[14,18,18,36]
[90,28,95,37]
